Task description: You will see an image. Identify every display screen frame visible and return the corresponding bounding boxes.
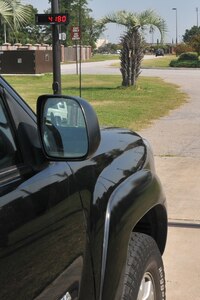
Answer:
[35,13,69,25]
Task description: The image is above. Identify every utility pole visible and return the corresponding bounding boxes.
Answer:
[196,7,199,27]
[79,0,82,97]
[35,1,68,95]
[51,0,61,94]
[172,8,178,45]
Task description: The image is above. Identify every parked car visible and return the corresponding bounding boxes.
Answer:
[0,75,167,300]
[46,100,68,125]
[155,49,164,57]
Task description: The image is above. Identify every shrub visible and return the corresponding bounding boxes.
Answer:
[169,59,178,67]
[170,59,200,68]
[178,52,198,61]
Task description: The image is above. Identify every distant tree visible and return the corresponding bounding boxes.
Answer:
[58,0,90,46]
[47,0,104,48]
[183,26,200,43]
[190,34,200,56]
[97,43,121,54]
[174,43,194,56]
[101,10,167,86]
[82,17,105,50]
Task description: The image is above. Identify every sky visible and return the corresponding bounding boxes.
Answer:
[23,0,200,44]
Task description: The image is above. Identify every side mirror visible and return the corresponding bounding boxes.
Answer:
[37,95,101,160]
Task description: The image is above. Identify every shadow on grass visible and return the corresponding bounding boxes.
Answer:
[62,85,138,93]
[62,86,123,92]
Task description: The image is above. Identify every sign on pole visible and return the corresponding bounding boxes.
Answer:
[71,26,81,41]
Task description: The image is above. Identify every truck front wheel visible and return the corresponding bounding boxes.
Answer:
[122,232,166,300]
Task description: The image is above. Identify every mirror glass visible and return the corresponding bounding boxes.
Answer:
[42,97,88,158]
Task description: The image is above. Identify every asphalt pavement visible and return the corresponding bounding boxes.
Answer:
[61,60,200,299]
[139,68,200,300]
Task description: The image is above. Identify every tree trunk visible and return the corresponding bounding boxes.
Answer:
[120,29,144,87]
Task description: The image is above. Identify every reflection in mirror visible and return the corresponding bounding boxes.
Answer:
[42,97,88,158]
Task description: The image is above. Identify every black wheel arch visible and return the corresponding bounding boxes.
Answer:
[133,204,168,255]
[99,170,167,300]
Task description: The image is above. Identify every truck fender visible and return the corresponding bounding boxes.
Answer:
[99,169,166,300]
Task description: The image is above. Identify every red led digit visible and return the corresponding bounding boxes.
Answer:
[48,16,53,22]
[62,16,67,22]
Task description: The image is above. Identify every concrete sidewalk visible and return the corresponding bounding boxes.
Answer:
[139,69,200,299]
[61,62,200,299]
[164,224,199,299]
[156,156,200,300]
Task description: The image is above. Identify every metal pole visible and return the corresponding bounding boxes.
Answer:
[196,7,199,27]
[4,23,7,44]
[76,41,78,75]
[79,0,82,98]
[176,9,178,44]
[172,8,178,45]
[79,46,82,98]
[51,0,61,94]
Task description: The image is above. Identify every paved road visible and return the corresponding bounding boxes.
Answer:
[139,68,200,300]
[61,59,120,75]
[62,61,200,299]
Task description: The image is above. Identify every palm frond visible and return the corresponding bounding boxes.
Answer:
[101,9,167,41]
[101,10,138,29]
[5,0,32,29]
[137,9,167,42]
[0,0,12,27]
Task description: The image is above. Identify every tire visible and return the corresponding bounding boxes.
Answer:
[122,232,166,300]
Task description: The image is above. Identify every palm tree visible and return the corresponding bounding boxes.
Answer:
[120,27,145,86]
[101,10,167,86]
[0,0,31,43]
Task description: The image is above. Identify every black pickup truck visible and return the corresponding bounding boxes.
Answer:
[0,75,167,300]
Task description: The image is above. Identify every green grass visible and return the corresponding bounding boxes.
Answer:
[4,74,187,131]
[111,55,175,69]
[62,54,119,64]
[88,53,120,62]
[141,55,176,68]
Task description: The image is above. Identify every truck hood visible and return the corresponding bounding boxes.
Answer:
[69,127,147,186]
[93,127,147,183]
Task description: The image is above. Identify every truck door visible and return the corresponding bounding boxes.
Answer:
[0,91,93,300]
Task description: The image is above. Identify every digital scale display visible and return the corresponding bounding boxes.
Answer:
[35,14,69,25]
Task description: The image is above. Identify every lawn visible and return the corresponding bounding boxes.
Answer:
[4,74,187,131]
[88,53,120,62]
[112,55,175,69]
[90,54,176,68]
[141,55,175,68]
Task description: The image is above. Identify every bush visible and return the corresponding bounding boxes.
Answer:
[178,52,198,61]
[170,59,200,68]
[169,59,178,67]
[170,51,200,68]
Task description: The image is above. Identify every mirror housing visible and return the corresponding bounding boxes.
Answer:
[37,95,101,160]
